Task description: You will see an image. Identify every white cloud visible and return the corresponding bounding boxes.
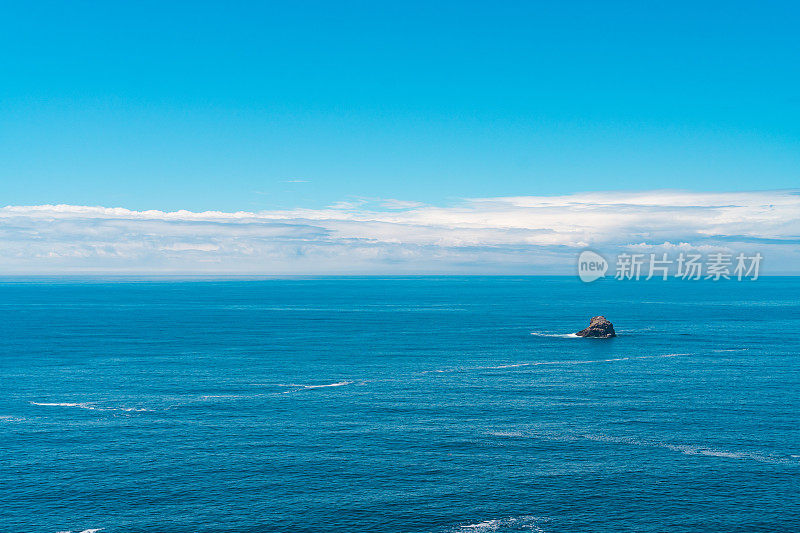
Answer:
[379,199,426,210]
[1,189,798,274]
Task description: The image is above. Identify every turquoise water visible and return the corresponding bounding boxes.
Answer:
[1,277,799,532]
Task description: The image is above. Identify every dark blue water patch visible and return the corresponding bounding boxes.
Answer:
[0,277,798,532]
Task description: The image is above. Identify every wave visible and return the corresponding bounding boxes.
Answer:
[302,381,353,389]
[31,402,150,412]
[600,435,796,465]
[427,353,689,374]
[530,332,579,338]
[32,402,87,408]
[281,381,355,393]
[662,444,795,463]
[458,516,547,532]
[579,432,796,465]
[56,529,103,533]
[487,430,798,466]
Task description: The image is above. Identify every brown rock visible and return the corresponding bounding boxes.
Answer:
[575,316,616,338]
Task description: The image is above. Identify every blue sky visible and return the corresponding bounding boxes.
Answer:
[2,1,799,212]
[1,2,798,274]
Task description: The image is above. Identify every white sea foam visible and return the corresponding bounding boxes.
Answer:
[31,402,150,412]
[483,430,797,466]
[459,515,546,532]
[32,402,88,408]
[303,381,353,389]
[462,519,504,530]
[530,332,579,338]
[662,444,795,464]
[487,431,524,437]
[282,381,355,393]
[666,446,746,459]
[430,353,689,374]
[575,432,795,465]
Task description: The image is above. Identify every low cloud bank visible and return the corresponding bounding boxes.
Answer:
[1,190,798,274]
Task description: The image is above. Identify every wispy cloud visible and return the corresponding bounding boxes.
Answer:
[379,199,426,210]
[1,190,798,274]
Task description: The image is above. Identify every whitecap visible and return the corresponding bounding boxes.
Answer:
[282,381,355,393]
[458,516,546,532]
[530,332,579,338]
[32,402,88,408]
[462,519,503,530]
[31,402,150,412]
[302,381,353,389]
[429,353,689,374]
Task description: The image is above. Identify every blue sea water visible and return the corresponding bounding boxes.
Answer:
[1,276,799,533]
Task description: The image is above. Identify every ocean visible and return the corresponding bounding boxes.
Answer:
[1,276,798,532]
